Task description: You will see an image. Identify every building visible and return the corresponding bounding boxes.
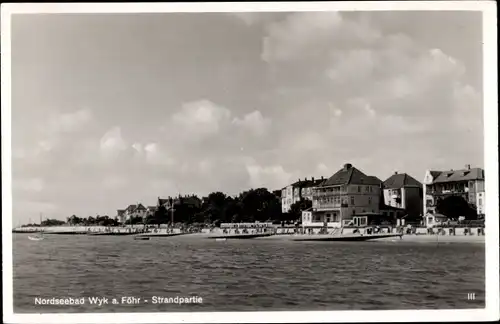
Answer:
[311,163,382,227]
[423,165,485,217]
[383,171,423,219]
[116,203,147,223]
[281,176,325,213]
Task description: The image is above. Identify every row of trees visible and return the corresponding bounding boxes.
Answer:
[66,215,120,226]
[141,188,309,226]
[21,218,66,227]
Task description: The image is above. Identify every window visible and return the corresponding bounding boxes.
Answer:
[358,186,361,192]
[368,197,372,204]
[366,186,370,192]
[479,199,483,206]
[350,196,355,205]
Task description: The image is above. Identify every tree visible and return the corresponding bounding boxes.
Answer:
[289,199,312,220]
[238,188,281,222]
[154,205,168,224]
[436,195,477,220]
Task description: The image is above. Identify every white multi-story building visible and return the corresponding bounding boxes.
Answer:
[117,203,147,223]
[281,177,325,213]
[423,164,485,217]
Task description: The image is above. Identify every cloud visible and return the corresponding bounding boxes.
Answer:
[171,100,231,140]
[316,163,330,176]
[262,12,380,63]
[232,110,271,137]
[246,163,292,190]
[99,126,128,160]
[260,11,482,173]
[13,178,45,193]
[143,143,176,167]
[45,108,93,134]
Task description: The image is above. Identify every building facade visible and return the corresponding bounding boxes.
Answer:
[423,165,485,217]
[116,203,147,223]
[383,171,423,219]
[281,177,325,213]
[311,163,382,227]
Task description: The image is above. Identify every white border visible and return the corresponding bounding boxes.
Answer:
[1,2,498,323]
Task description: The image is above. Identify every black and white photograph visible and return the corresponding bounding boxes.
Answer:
[2,2,498,323]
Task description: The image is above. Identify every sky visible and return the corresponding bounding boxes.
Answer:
[10,11,484,225]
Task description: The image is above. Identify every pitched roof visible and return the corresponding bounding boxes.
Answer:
[125,204,137,211]
[158,197,169,205]
[383,173,422,189]
[135,203,146,211]
[320,164,381,187]
[429,171,442,179]
[432,167,484,184]
[117,209,125,216]
[147,206,156,210]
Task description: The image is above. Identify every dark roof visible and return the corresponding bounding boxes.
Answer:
[117,209,125,216]
[383,173,422,189]
[135,203,146,211]
[429,171,441,178]
[290,177,326,188]
[126,204,137,211]
[147,206,156,210]
[158,197,169,205]
[432,168,484,184]
[320,164,381,187]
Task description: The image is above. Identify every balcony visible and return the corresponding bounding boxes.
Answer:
[314,202,342,210]
[430,189,469,196]
[313,191,344,197]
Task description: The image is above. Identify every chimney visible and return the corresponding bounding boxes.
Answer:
[312,177,315,182]
[465,164,471,170]
[305,177,307,181]
[394,171,398,175]
[298,178,300,182]
[321,176,324,180]
[344,163,352,170]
